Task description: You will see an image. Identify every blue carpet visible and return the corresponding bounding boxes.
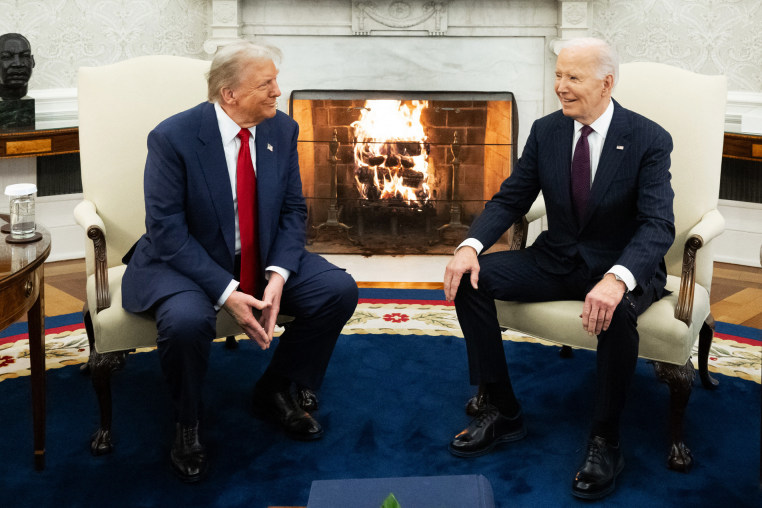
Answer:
[0,332,760,507]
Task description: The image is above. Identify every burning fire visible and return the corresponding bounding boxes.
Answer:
[351,100,432,206]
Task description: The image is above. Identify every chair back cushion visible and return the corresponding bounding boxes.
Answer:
[77,56,211,272]
[614,63,727,290]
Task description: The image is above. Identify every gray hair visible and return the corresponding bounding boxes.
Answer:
[559,37,619,86]
[207,40,282,102]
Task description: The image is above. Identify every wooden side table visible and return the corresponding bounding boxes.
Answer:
[0,219,51,470]
[0,125,79,159]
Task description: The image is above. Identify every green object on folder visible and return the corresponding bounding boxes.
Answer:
[381,493,401,508]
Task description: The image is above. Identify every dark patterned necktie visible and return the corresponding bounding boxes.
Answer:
[236,128,260,295]
[571,125,594,221]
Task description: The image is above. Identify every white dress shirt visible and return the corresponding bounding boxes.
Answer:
[214,102,291,307]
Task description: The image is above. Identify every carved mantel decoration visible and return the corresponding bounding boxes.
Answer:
[352,1,448,36]
[203,0,593,55]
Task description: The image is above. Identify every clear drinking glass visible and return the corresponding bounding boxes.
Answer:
[5,183,37,239]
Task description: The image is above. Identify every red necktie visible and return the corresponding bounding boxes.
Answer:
[571,125,594,221]
[236,128,260,295]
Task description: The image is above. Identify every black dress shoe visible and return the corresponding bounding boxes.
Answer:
[252,385,324,441]
[170,422,208,483]
[571,436,625,500]
[449,404,527,457]
[465,385,490,416]
[296,385,319,412]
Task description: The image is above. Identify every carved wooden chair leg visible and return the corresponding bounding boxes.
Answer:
[697,319,718,389]
[79,306,95,375]
[225,335,239,349]
[653,359,695,472]
[559,345,574,358]
[89,348,126,456]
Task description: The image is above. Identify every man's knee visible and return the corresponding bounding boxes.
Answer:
[156,296,216,344]
[328,270,359,320]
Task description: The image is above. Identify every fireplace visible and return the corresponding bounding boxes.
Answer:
[290,91,517,255]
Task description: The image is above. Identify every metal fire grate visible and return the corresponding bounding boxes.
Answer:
[289,90,517,255]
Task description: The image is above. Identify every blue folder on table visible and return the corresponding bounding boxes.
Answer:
[306,474,495,508]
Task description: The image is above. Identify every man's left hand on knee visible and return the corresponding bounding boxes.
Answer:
[581,274,627,335]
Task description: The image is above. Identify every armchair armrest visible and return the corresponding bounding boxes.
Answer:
[674,209,725,325]
[525,195,547,223]
[73,200,111,312]
[510,195,547,250]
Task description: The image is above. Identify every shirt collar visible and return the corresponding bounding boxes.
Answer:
[574,99,614,137]
[214,102,255,144]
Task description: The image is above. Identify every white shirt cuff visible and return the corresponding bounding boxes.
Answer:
[216,279,239,309]
[266,265,291,284]
[607,265,636,292]
[457,238,484,256]
[216,266,290,310]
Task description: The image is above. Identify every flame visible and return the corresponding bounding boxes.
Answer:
[351,100,431,206]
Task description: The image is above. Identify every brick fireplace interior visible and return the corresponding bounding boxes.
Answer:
[290,91,517,255]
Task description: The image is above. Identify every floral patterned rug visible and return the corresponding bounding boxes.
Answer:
[1,301,759,384]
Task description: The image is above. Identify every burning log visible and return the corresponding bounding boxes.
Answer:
[400,156,415,168]
[385,154,400,167]
[400,168,424,187]
[356,165,372,184]
[368,155,385,166]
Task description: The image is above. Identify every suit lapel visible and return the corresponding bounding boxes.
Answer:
[254,119,276,256]
[582,101,632,227]
[552,116,575,218]
[196,103,236,256]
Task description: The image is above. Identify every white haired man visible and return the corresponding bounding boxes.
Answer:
[443,38,674,500]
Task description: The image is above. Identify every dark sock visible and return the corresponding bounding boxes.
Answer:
[256,368,291,393]
[590,421,619,446]
[485,381,520,418]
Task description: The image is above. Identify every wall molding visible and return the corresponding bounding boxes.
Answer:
[31,87,762,135]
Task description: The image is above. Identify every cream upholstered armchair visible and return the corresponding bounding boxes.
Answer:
[75,56,248,455]
[495,62,727,472]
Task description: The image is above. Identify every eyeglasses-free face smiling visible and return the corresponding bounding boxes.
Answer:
[554,46,613,126]
[225,58,281,128]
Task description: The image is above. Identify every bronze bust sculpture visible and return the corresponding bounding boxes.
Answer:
[0,33,35,101]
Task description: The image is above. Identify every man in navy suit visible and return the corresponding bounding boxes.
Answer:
[443,38,674,500]
[121,41,358,482]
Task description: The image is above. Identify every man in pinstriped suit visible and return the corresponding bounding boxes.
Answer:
[443,38,674,500]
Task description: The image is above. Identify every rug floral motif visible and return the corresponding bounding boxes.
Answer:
[1,302,759,384]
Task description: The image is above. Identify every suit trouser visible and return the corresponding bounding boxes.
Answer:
[454,248,658,437]
[152,264,358,425]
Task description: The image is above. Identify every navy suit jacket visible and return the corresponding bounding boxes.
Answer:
[468,99,675,293]
[122,102,334,313]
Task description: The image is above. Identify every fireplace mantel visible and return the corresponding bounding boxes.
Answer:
[206,1,590,51]
[203,0,592,153]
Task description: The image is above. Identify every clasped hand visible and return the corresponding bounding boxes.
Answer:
[223,272,285,350]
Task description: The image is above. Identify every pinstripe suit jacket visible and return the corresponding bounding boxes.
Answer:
[468,99,675,292]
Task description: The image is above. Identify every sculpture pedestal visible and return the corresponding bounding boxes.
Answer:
[0,97,35,131]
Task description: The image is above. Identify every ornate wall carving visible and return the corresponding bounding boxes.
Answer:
[352,1,448,36]
[591,0,762,92]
